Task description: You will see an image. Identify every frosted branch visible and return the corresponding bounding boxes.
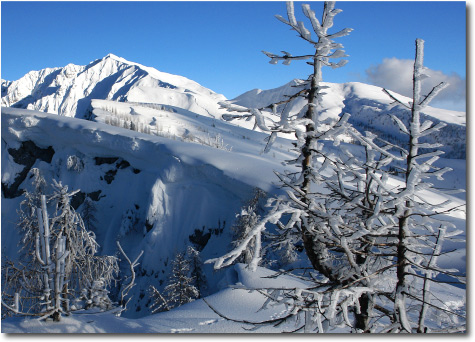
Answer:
[419,82,449,108]
[383,89,410,109]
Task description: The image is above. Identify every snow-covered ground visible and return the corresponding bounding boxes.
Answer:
[1,263,466,333]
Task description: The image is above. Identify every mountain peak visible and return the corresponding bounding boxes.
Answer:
[103,53,128,64]
[1,52,227,119]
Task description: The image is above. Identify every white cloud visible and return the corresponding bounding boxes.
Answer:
[365,58,466,112]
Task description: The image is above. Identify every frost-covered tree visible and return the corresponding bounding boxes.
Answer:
[186,246,208,297]
[208,0,360,330]
[81,197,98,233]
[116,241,143,316]
[374,39,465,333]
[66,155,84,173]
[149,285,171,314]
[231,188,266,265]
[15,169,47,259]
[2,180,119,321]
[77,279,114,311]
[208,1,465,333]
[149,248,205,314]
[162,251,199,310]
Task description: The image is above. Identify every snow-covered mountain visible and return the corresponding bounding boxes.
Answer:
[1,55,466,329]
[1,54,226,119]
[3,59,465,191]
[2,55,466,161]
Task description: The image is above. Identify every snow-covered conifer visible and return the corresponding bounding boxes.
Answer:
[186,246,208,297]
[208,1,361,331]
[163,251,198,309]
[66,155,84,173]
[231,188,266,265]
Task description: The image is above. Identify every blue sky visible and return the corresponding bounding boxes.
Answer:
[1,1,467,110]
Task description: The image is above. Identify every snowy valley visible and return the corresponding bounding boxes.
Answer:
[1,4,466,333]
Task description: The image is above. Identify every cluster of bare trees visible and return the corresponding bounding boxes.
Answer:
[208,1,465,333]
[1,175,142,321]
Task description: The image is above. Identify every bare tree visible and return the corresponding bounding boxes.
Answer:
[149,285,171,314]
[115,241,143,316]
[378,38,465,333]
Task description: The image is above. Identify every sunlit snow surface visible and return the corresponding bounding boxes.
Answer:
[1,264,465,333]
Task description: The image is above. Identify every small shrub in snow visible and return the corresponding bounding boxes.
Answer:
[77,279,114,311]
[66,155,84,173]
[203,133,232,151]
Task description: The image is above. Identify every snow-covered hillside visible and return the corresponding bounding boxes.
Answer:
[1,103,466,324]
[1,106,296,320]
[1,54,226,119]
[232,80,466,159]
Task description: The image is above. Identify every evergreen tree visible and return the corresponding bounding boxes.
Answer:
[81,197,98,232]
[163,251,199,309]
[231,189,265,265]
[186,246,208,298]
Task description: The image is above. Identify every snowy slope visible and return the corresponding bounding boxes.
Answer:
[1,54,227,119]
[1,104,466,323]
[1,106,296,319]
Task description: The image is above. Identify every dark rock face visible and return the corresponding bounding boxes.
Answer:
[2,141,55,198]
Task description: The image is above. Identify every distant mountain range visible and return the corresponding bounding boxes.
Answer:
[2,54,465,159]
